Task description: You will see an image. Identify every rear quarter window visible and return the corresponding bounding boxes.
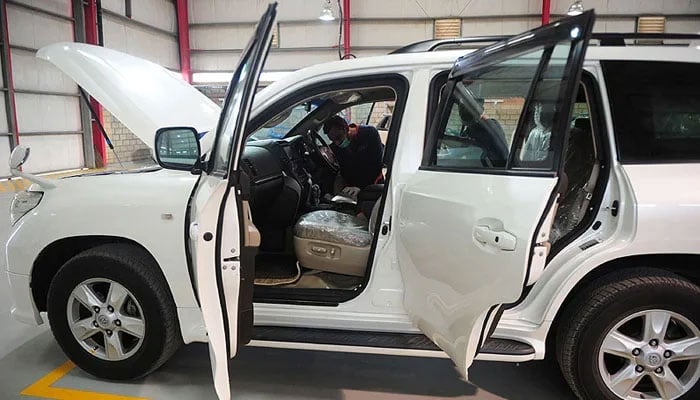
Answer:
[602,61,700,163]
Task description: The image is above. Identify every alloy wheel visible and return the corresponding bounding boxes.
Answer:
[598,309,700,399]
[66,278,146,361]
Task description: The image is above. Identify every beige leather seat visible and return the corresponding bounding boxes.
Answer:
[293,202,380,277]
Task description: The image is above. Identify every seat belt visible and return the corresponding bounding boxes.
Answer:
[576,160,600,221]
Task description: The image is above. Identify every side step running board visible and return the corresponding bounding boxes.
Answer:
[252,327,535,358]
[253,326,440,350]
[479,338,535,356]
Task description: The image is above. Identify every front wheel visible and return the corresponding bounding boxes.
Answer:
[47,243,181,380]
[556,269,700,400]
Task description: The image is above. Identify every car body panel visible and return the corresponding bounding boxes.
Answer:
[4,170,204,340]
[493,60,700,358]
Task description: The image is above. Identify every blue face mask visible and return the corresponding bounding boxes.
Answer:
[338,137,351,149]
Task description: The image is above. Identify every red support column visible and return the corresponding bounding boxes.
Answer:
[342,0,350,58]
[541,0,551,25]
[1,0,20,147]
[176,0,191,83]
[83,0,107,167]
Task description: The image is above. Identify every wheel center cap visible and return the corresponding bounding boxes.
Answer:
[646,352,663,367]
[96,314,113,329]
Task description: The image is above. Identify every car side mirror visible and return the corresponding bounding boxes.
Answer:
[9,145,30,170]
[154,127,202,171]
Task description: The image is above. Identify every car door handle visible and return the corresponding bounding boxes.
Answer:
[474,223,516,251]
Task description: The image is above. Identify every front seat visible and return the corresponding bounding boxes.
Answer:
[293,201,381,277]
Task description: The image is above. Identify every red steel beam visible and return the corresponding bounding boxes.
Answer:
[1,0,20,146]
[176,0,191,83]
[541,0,551,25]
[83,0,107,167]
[342,0,350,58]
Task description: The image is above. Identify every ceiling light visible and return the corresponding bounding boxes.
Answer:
[319,1,335,21]
[567,0,584,16]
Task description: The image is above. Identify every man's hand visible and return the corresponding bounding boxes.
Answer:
[341,186,361,201]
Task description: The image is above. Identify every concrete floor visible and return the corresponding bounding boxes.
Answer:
[0,192,575,399]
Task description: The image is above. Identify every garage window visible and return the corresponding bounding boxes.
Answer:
[603,61,700,163]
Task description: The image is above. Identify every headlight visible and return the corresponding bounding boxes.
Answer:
[10,191,43,225]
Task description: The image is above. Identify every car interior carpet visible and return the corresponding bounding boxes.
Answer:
[254,253,302,286]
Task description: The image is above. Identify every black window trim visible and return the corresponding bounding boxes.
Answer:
[602,60,700,165]
[420,11,594,178]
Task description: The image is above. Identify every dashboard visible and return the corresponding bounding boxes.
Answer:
[240,135,317,230]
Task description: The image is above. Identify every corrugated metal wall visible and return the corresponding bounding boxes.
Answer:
[189,0,700,75]
[1,0,83,175]
[101,0,179,70]
[0,0,179,177]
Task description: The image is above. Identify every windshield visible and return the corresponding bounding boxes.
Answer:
[249,103,317,141]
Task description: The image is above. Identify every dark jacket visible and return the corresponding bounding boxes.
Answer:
[330,125,383,188]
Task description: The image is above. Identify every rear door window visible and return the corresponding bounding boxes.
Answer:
[603,61,700,163]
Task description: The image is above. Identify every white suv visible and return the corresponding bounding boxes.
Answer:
[6,4,700,400]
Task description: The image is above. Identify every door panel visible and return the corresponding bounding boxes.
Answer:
[398,11,594,378]
[189,3,277,400]
[398,171,557,374]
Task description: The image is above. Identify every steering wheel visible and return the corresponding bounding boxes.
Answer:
[306,129,339,173]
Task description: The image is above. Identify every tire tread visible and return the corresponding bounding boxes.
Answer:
[556,268,700,399]
[48,243,182,379]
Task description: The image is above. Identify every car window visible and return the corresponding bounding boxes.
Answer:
[603,61,700,163]
[426,42,576,171]
[249,103,316,141]
[429,48,545,169]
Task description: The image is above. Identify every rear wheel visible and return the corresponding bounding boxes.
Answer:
[47,243,181,380]
[556,269,700,400]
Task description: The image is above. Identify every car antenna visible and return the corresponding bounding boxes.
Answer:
[78,88,125,170]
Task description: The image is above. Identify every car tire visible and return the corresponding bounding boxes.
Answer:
[47,243,182,380]
[556,268,700,400]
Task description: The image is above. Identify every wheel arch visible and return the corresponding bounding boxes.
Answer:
[545,253,700,355]
[31,236,169,313]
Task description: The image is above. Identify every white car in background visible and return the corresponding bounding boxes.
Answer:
[6,4,700,400]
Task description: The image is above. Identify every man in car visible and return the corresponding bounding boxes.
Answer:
[323,115,384,200]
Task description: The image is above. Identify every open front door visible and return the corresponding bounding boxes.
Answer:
[397,11,595,378]
[188,4,276,400]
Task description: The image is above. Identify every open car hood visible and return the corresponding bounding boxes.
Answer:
[37,42,221,153]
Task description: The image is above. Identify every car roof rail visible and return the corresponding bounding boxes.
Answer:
[592,32,700,46]
[390,33,700,54]
[389,36,510,54]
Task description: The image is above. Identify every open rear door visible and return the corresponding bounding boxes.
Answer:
[188,3,276,400]
[397,11,595,378]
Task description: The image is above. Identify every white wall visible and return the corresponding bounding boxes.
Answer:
[101,0,180,70]
[5,0,84,174]
[189,0,700,75]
